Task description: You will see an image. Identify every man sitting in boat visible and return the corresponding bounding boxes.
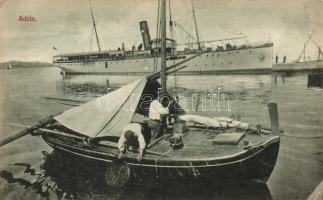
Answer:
[118,123,146,161]
[148,98,170,141]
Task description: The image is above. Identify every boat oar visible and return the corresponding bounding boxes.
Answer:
[42,96,86,103]
[0,116,56,147]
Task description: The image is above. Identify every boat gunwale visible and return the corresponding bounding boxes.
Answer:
[42,133,280,168]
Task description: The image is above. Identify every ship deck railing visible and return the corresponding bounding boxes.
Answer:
[53,42,273,63]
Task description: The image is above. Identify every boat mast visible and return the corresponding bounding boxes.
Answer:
[89,0,101,52]
[160,0,167,95]
[191,0,201,50]
[168,0,174,41]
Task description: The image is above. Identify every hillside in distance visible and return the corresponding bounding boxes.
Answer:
[0,60,55,69]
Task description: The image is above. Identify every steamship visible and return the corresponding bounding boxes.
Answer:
[53,2,273,75]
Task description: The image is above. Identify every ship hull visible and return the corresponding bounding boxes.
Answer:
[55,46,273,75]
[42,134,279,187]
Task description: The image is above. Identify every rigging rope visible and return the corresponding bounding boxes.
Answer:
[89,24,94,51]
[154,139,175,180]
[132,33,140,48]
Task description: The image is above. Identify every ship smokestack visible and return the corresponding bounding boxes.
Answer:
[139,21,151,50]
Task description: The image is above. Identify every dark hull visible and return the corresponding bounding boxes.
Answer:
[42,134,280,185]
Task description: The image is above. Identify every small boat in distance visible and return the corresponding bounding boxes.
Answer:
[0,64,12,69]
[53,0,273,75]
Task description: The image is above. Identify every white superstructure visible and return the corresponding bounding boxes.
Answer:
[54,43,273,75]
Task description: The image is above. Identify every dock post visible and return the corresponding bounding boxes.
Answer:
[106,79,110,88]
[268,103,279,134]
[256,124,262,135]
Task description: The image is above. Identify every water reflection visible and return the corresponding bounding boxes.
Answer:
[2,67,322,199]
[1,150,273,200]
[56,74,273,113]
[60,74,272,91]
[58,75,116,97]
[307,72,323,89]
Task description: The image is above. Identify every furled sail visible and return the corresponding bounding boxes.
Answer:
[54,79,147,138]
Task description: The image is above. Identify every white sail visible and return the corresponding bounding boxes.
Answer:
[54,79,147,138]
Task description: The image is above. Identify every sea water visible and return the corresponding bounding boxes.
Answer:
[0,67,322,200]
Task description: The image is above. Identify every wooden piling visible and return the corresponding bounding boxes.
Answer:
[268,103,279,134]
[106,79,110,88]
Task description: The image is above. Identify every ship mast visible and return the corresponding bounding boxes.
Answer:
[191,0,201,50]
[297,31,314,62]
[160,0,167,95]
[89,0,101,52]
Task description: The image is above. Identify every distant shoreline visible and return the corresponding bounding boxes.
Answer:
[0,61,55,69]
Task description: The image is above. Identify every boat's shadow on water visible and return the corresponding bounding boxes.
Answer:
[1,150,273,200]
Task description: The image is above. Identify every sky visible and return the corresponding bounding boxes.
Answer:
[0,0,322,62]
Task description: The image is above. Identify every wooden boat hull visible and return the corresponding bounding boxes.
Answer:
[41,133,280,186]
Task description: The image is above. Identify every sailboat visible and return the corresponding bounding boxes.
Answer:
[5,64,12,69]
[0,0,280,188]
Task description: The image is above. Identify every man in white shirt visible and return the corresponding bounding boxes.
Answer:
[148,99,169,140]
[118,123,146,161]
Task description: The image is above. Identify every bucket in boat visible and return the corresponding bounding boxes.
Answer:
[173,118,187,134]
[168,134,184,149]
